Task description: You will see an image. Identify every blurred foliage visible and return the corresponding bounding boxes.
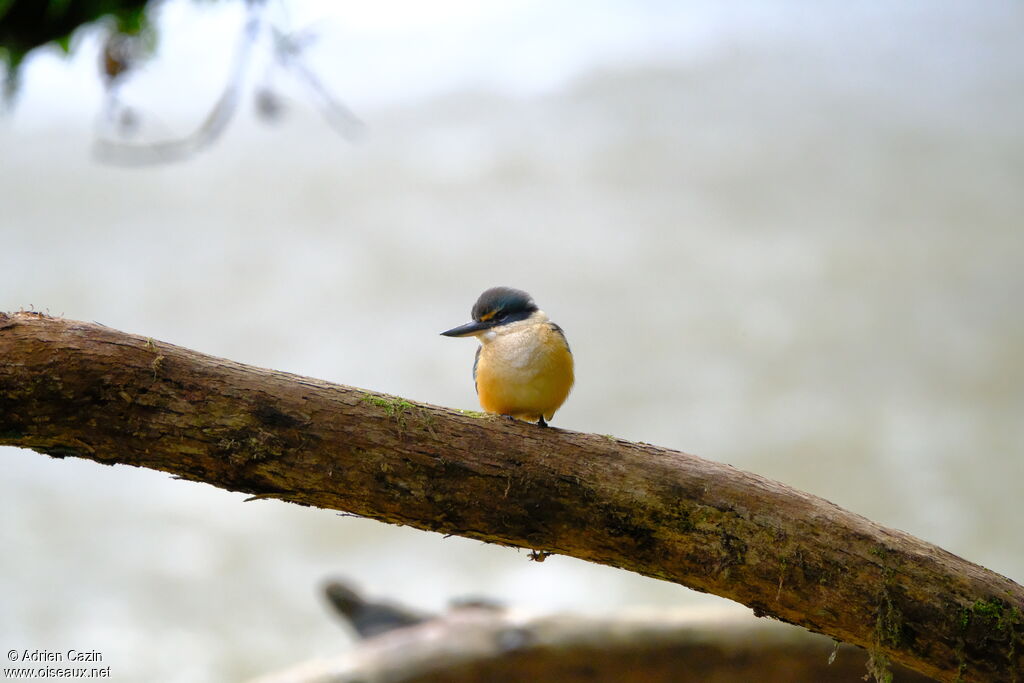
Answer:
[0,0,154,98]
[0,0,359,162]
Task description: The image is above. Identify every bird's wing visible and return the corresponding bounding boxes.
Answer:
[548,322,571,354]
[473,345,481,395]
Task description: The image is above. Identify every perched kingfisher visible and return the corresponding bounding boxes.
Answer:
[441,287,574,427]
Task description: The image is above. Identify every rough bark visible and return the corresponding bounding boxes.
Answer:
[1,311,1021,682]
[250,606,936,683]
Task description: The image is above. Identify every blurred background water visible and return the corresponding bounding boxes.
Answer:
[2,1,1022,680]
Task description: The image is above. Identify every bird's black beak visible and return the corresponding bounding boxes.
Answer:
[440,320,494,337]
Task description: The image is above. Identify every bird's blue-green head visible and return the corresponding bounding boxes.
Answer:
[440,286,539,337]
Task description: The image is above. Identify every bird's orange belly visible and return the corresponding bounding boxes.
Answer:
[475,340,574,421]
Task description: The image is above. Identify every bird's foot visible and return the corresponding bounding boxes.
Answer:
[537,416,548,428]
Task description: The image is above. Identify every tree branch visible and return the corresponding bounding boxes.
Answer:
[251,606,935,683]
[1,311,1021,682]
